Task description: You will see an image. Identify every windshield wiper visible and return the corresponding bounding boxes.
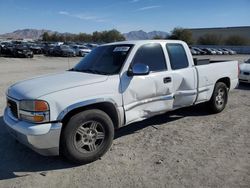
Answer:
[68,68,81,72]
[89,70,109,75]
[70,68,108,75]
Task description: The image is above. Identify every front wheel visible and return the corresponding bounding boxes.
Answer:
[208,82,228,113]
[61,109,114,164]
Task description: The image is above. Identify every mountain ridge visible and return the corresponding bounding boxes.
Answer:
[0,29,169,40]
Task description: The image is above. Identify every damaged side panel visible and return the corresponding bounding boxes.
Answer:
[122,72,174,125]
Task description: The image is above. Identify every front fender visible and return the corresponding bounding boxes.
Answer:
[56,98,124,128]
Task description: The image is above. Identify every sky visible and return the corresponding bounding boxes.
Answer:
[0,0,249,34]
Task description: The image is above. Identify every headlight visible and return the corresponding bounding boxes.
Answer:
[19,100,50,123]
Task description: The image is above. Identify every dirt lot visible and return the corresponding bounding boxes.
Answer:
[0,55,249,188]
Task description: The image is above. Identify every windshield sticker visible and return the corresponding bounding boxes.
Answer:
[113,46,130,52]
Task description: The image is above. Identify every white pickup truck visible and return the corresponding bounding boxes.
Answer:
[4,40,238,164]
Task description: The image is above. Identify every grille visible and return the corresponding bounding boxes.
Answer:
[7,99,18,118]
[243,72,250,76]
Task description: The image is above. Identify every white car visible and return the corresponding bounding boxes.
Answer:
[239,59,250,83]
[72,45,91,56]
[4,40,238,164]
[223,48,237,55]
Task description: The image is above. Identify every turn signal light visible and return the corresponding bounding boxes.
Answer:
[35,101,49,112]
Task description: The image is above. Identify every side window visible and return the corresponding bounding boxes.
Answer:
[166,44,189,70]
[132,43,167,72]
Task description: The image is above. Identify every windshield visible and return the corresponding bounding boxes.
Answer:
[72,44,133,75]
[246,59,250,64]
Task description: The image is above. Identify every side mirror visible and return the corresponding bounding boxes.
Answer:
[127,63,149,76]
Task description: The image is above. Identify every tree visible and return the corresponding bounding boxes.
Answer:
[49,33,59,42]
[77,33,92,42]
[168,27,193,45]
[41,29,125,43]
[224,35,248,46]
[91,29,125,43]
[92,31,101,43]
[153,35,165,40]
[197,34,221,45]
[42,32,50,41]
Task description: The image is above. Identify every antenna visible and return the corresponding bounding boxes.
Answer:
[67,56,70,69]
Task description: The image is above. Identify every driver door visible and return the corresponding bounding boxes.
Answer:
[121,43,174,124]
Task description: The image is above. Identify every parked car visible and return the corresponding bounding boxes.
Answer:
[239,59,250,83]
[0,41,12,48]
[71,45,91,56]
[223,48,236,55]
[4,40,238,164]
[1,44,33,58]
[202,48,216,55]
[190,47,199,55]
[86,43,99,49]
[218,49,229,55]
[12,45,34,58]
[211,48,223,55]
[50,45,76,57]
[43,43,56,55]
[28,44,43,54]
[192,47,207,55]
[1,43,14,56]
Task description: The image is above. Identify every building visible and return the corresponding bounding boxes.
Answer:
[189,26,250,42]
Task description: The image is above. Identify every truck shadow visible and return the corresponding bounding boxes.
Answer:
[115,104,210,139]
[0,117,76,180]
[0,104,210,180]
[236,83,250,90]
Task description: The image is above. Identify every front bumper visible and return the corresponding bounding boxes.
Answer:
[239,74,250,83]
[3,108,62,156]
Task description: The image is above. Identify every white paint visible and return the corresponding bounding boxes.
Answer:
[3,40,239,155]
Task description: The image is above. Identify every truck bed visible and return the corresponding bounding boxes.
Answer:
[194,59,238,103]
[193,58,232,66]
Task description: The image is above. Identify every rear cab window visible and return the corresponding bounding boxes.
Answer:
[166,43,189,70]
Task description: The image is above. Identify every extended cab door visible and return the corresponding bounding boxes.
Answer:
[121,43,174,125]
[165,43,197,108]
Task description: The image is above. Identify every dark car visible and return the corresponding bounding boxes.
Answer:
[50,45,76,57]
[43,43,56,55]
[1,43,14,56]
[28,44,43,54]
[1,44,33,58]
[12,45,34,58]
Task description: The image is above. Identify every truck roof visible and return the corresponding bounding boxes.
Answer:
[103,40,185,46]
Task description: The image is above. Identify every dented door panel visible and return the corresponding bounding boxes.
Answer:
[171,68,197,107]
[122,72,174,124]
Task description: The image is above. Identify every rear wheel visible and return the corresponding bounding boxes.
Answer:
[61,109,114,164]
[208,82,228,113]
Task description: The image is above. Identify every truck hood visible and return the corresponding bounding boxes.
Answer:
[8,71,108,100]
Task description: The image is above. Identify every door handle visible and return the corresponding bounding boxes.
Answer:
[163,77,172,83]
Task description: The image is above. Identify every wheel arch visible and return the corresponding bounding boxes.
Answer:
[58,99,122,130]
[216,77,231,89]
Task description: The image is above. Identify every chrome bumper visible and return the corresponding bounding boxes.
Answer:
[239,74,250,83]
[3,108,62,156]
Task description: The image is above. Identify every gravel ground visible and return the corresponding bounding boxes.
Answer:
[0,55,249,188]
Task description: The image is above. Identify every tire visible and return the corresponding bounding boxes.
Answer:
[61,109,114,164]
[208,82,228,113]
